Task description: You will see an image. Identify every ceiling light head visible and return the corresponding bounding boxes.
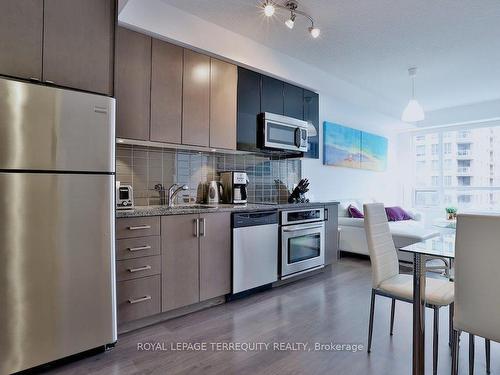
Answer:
[309,26,321,38]
[285,13,296,29]
[263,1,275,17]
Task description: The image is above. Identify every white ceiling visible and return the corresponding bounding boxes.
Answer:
[160,0,500,118]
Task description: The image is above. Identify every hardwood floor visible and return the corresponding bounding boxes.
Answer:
[36,257,497,375]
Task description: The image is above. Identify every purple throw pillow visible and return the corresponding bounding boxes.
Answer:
[348,205,364,218]
[385,206,412,221]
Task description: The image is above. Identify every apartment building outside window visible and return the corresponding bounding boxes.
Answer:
[412,124,500,210]
[431,144,439,156]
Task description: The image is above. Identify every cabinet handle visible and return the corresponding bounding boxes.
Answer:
[45,80,55,84]
[200,218,206,237]
[29,77,41,82]
[194,218,199,237]
[128,245,152,252]
[128,265,152,273]
[128,225,151,230]
[324,208,329,221]
[128,295,151,304]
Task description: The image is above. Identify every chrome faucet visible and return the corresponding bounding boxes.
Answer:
[167,184,189,207]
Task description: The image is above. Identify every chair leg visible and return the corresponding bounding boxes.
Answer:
[451,330,460,375]
[433,307,439,375]
[485,339,490,374]
[390,298,395,336]
[469,334,475,375]
[367,289,376,353]
[449,303,454,347]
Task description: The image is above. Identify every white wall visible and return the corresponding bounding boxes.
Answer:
[303,92,400,204]
[118,0,404,204]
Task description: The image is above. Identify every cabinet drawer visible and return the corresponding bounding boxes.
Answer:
[116,255,161,282]
[117,275,160,324]
[116,217,160,239]
[116,236,160,260]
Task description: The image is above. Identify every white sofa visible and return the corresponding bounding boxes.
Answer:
[338,199,440,262]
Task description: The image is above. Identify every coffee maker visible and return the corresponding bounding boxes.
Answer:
[220,171,249,204]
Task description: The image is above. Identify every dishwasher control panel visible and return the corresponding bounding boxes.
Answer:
[232,210,278,228]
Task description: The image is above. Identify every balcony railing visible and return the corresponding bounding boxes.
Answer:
[457,150,472,158]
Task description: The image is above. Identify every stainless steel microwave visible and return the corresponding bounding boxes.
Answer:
[260,112,309,152]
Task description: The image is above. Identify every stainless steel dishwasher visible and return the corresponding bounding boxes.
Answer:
[232,210,279,293]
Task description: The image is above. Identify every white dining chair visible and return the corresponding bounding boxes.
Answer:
[364,203,455,375]
[451,213,500,375]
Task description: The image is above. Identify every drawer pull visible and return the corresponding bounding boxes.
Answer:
[128,245,152,252]
[128,225,151,230]
[128,265,152,273]
[128,295,152,304]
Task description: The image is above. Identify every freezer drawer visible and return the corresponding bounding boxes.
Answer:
[0,78,115,172]
[0,173,116,374]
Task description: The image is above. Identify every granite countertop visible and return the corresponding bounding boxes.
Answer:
[116,201,339,218]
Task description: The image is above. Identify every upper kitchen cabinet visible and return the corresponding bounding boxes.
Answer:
[150,39,183,144]
[182,50,210,147]
[210,59,237,150]
[261,75,284,115]
[303,89,319,159]
[115,27,151,141]
[284,83,304,119]
[237,67,261,152]
[0,0,43,81]
[43,0,115,95]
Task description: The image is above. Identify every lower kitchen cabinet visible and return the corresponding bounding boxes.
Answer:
[117,275,161,323]
[199,212,231,300]
[161,212,231,312]
[161,214,200,312]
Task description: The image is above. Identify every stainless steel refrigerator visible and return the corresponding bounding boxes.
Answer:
[0,78,117,374]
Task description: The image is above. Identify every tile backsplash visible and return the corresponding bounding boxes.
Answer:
[116,145,301,206]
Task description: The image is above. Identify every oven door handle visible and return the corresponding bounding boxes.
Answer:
[282,224,324,232]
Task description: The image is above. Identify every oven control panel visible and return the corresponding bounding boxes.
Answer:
[281,208,324,225]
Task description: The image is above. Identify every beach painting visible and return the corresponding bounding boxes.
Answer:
[323,122,388,171]
[323,122,362,168]
[360,131,388,171]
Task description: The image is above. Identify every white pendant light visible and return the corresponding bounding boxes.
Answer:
[401,67,425,123]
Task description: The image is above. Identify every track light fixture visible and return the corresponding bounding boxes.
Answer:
[261,0,321,38]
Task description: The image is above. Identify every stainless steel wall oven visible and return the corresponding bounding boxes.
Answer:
[280,208,325,279]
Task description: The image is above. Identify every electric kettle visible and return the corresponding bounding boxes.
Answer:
[207,181,223,204]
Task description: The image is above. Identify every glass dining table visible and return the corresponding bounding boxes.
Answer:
[399,234,455,375]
